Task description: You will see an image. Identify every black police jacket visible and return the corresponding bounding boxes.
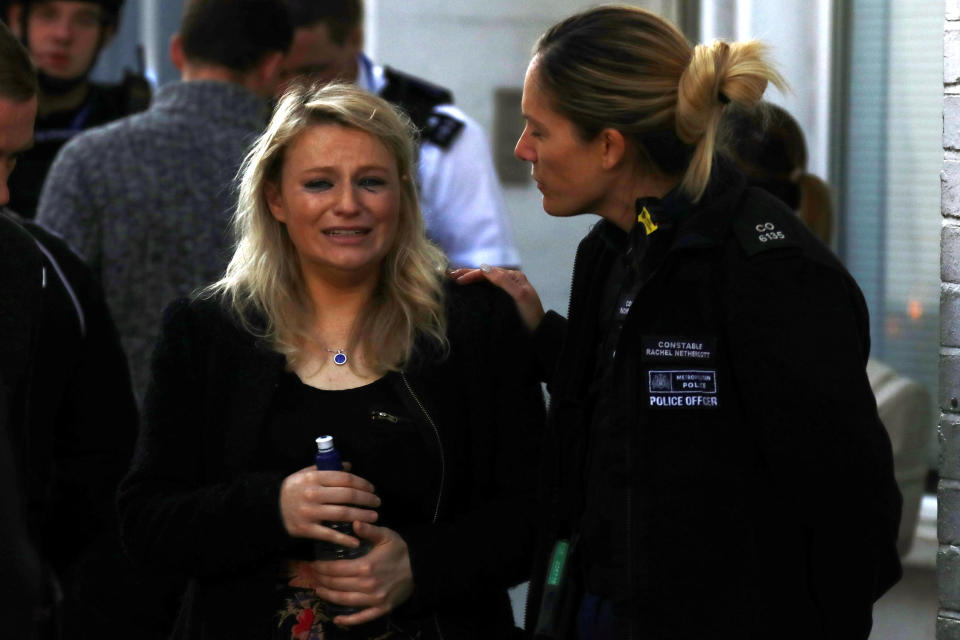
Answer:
[525,164,902,640]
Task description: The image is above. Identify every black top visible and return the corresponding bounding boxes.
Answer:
[265,372,435,639]
[263,372,435,526]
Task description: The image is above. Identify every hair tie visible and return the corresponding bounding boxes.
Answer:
[718,91,730,105]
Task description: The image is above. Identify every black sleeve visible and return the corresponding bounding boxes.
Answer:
[117,299,291,577]
[534,310,567,388]
[398,284,547,609]
[21,223,139,569]
[0,381,45,637]
[722,251,902,639]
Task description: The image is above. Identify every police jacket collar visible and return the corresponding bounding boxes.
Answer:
[666,156,748,252]
[590,156,747,257]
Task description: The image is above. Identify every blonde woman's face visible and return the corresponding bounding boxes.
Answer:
[515,59,610,218]
[266,124,400,287]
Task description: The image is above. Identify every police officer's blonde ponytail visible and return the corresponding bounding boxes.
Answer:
[677,40,785,200]
[533,6,785,202]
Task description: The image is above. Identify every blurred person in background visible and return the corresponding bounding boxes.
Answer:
[721,101,833,245]
[281,0,520,269]
[454,6,902,639]
[3,0,150,218]
[118,82,544,640]
[0,17,143,638]
[37,0,292,403]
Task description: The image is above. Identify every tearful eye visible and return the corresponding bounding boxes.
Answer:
[304,179,332,191]
[359,177,386,190]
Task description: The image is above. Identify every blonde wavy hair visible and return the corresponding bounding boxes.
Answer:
[208,82,448,373]
[534,5,787,201]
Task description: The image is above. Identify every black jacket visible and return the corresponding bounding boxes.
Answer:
[20,222,138,570]
[0,214,46,637]
[1,213,141,638]
[118,282,545,639]
[526,165,902,640]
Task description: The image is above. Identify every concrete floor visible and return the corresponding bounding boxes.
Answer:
[870,495,938,640]
[870,565,937,640]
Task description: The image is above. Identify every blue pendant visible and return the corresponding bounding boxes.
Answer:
[333,350,347,366]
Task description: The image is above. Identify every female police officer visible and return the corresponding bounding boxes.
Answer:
[453,6,902,639]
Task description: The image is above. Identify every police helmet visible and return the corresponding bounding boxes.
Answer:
[18,0,125,27]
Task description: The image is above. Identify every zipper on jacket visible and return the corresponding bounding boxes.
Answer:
[370,410,400,423]
[399,373,446,640]
[399,373,445,525]
[612,248,677,640]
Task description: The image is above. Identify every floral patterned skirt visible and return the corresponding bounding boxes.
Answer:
[274,578,417,639]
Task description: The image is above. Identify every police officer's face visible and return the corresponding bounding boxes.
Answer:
[0,95,37,207]
[23,1,105,81]
[515,58,612,218]
[277,23,361,97]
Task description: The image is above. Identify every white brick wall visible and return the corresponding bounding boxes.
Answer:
[940,4,960,639]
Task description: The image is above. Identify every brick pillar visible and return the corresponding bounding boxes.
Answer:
[940,2,960,638]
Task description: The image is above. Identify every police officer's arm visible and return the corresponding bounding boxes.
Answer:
[418,108,520,269]
[35,136,103,275]
[723,254,901,638]
[450,265,544,330]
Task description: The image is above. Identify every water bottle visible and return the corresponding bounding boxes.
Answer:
[313,436,371,561]
[312,436,371,619]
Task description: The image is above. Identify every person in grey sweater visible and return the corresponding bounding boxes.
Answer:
[37,0,292,402]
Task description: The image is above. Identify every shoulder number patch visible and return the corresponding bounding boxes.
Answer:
[423,113,465,149]
[753,221,786,243]
[733,213,800,258]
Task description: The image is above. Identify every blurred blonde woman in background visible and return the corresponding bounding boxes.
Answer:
[119,83,544,640]
[454,6,902,639]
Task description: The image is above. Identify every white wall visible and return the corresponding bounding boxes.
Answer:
[368,0,678,317]
[699,0,833,181]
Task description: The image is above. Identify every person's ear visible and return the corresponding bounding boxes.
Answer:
[265,180,286,223]
[169,34,185,72]
[7,4,23,39]
[346,25,363,54]
[599,128,628,171]
[256,51,285,95]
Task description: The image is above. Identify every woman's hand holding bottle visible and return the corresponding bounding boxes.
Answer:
[291,522,414,627]
[279,466,381,548]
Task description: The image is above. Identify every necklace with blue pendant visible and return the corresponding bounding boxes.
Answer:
[325,348,348,366]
